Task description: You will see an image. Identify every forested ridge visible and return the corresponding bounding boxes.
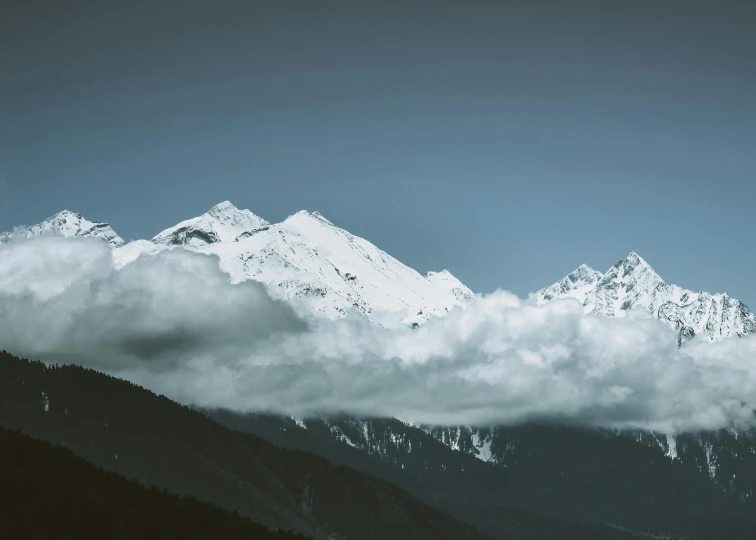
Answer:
[0,350,489,540]
[4,349,755,539]
[0,425,308,539]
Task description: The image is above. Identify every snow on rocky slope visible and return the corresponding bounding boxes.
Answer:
[2,202,474,326]
[0,210,125,248]
[535,251,756,345]
[152,200,271,247]
[187,205,476,324]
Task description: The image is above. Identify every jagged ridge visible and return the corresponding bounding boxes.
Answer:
[152,200,271,247]
[0,210,125,248]
[535,251,756,344]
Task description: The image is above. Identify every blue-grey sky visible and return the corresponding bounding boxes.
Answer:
[1,0,754,305]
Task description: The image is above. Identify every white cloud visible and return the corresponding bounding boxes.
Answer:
[0,237,754,433]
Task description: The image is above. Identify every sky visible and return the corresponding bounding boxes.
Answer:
[1,0,755,306]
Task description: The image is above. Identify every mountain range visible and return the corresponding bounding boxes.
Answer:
[1,201,753,340]
[3,203,756,538]
[19,202,473,327]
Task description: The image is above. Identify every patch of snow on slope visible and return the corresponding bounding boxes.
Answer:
[702,439,717,479]
[291,416,308,430]
[329,425,359,448]
[471,431,493,462]
[666,434,678,460]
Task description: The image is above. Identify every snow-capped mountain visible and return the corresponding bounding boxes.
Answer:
[6,205,753,341]
[183,205,475,324]
[152,200,271,247]
[536,251,756,345]
[151,203,475,325]
[0,210,125,248]
[1,202,474,326]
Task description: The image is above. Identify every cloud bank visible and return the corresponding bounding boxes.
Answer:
[1,237,755,433]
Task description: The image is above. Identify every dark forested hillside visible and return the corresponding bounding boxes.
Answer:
[0,426,308,540]
[0,351,488,540]
[208,412,642,540]
[208,412,756,539]
[4,347,755,539]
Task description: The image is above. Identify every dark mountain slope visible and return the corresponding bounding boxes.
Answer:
[208,412,641,539]
[0,351,488,540]
[0,426,308,540]
[208,412,756,539]
[426,423,756,528]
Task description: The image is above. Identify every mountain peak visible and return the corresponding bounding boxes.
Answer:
[53,209,81,219]
[573,264,602,277]
[0,210,125,247]
[285,210,334,226]
[539,252,756,344]
[608,251,660,282]
[153,202,270,247]
[625,251,649,266]
[209,200,236,213]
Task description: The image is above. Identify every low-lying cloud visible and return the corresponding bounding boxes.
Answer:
[1,237,754,433]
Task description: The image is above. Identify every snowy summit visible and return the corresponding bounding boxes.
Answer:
[152,200,271,247]
[0,210,125,248]
[536,252,756,345]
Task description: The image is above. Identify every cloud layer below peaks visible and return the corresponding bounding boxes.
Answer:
[1,237,754,433]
